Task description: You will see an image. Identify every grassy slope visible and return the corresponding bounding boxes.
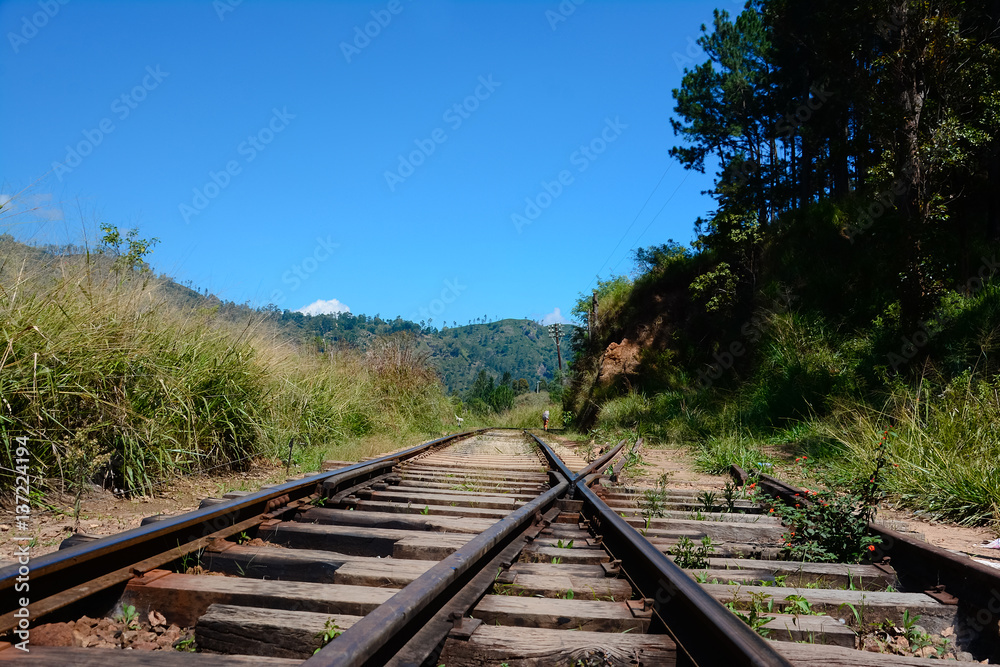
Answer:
[0,241,452,498]
[568,243,1000,528]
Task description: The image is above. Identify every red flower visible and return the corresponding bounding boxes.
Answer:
[868,545,876,552]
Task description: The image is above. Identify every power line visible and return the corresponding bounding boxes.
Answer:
[608,171,691,276]
[588,162,673,289]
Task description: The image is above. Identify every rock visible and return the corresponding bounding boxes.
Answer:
[895,636,910,651]
[148,610,167,627]
[132,640,159,651]
[916,646,936,658]
[862,636,882,652]
[31,622,75,646]
[72,629,87,648]
[941,625,955,638]
[956,651,975,661]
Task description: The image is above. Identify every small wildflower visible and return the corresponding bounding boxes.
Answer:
[868,545,876,552]
[795,504,800,508]
[769,508,775,513]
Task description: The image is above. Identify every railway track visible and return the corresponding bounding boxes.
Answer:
[1,429,997,665]
[588,453,1000,665]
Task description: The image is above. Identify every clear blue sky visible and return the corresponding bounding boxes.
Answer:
[0,0,733,326]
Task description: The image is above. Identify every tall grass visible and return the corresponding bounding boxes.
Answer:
[458,391,563,430]
[820,375,1000,526]
[0,248,451,498]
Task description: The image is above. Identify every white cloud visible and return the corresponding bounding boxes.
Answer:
[296,298,351,316]
[0,193,63,221]
[540,307,570,325]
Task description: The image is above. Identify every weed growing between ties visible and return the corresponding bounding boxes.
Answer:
[638,472,673,522]
[770,489,881,564]
[670,535,715,569]
[725,589,775,638]
[770,428,887,563]
[313,619,342,654]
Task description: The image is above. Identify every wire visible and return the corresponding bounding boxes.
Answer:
[588,161,674,289]
[608,171,691,276]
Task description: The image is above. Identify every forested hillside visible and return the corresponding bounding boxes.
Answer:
[420,319,568,395]
[566,0,1000,527]
[274,312,566,394]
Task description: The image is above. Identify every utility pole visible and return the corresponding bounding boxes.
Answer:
[590,290,598,339]
[547,323,564,378]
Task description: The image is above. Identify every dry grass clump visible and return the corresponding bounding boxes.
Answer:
[0,243,450,498]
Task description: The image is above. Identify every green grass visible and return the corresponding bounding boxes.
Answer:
[0,246,452,499]
[583,308,1000,528]
[817,375,1000,526]
[458,391,564,430]
[695,432,775,475]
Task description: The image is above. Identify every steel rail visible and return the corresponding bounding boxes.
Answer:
[304,473,571,667]
[524,430,574,484]
[611,437,642,482]
[0,429,485,632]
[573,437,628,482]
[575,472,794,667]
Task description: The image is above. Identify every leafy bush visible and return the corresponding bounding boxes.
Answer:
[772,491,881,563]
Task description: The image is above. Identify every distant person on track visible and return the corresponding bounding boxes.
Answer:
[542,410,550,431]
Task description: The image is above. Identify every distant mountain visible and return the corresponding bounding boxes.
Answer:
[418,319,573,395]
[274,310,573,395]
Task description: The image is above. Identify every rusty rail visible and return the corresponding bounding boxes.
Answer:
[0,429,486,633]
[575,472,794,666]
[304,474,570,666]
